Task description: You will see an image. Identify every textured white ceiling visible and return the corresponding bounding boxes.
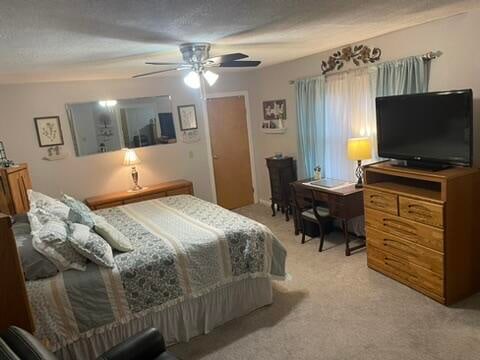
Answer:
[0,0,479,84]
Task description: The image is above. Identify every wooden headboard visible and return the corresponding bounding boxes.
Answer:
[0,213,35,332]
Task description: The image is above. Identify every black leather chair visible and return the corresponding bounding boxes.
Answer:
[0,326,178,360]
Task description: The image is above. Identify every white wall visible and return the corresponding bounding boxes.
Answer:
[1,10,480,205]
[243,10,480,203]
[0,75,214,200]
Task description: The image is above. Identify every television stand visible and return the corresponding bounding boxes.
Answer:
[390,159,451,172]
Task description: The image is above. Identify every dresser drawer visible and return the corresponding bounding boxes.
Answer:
[123,192,167,204]
[399,197,444,228]
[167,187,191,196]
[368,246,443,297]
[365,208,444,252]
[364,188,398,215]
[366,226,443,275]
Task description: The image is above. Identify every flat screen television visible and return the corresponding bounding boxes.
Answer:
[376,89,473,169]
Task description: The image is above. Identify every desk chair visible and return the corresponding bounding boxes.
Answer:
[291,184,331,251]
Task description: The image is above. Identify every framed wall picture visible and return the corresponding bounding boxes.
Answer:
[263,99,286,120]
[177,104,198,131]
[34,116,64,147]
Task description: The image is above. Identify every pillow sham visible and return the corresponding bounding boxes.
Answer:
[13,215,58,280]
[93,214,134,252]
[30,214,87,272]
[28,189,82,223]
[68,223,115,268]
[61,194,95,228]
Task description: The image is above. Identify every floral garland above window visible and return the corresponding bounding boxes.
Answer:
[321,45,381,75]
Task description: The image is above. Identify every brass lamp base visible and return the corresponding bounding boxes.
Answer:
[128,166,143,192]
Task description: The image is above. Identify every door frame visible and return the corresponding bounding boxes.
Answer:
[202,90,258,204]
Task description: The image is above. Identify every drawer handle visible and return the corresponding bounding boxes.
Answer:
[384,256,410,273]
[407,204,433,218]
[383,238,417,257]
[383,218,417,237]
[370,199,388,207]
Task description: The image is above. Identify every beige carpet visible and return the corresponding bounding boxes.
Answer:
[170,204,480,360]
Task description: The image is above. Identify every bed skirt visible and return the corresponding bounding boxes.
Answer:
[55,276,273,359]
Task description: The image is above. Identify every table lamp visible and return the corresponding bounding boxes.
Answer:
[347,137,372,188]
[123,148,142,191]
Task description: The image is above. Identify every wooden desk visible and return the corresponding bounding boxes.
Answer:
[291,179,365,256]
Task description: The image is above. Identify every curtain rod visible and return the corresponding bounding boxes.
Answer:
[288,50,442,85]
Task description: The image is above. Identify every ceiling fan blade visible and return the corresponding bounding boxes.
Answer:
[220,60,261,67]
[145,62,186,66]
[206,53,249,64]
[132,68,178,78]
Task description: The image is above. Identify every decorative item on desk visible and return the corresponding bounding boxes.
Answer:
[123,148,143,192]
[274,152,283,159]
[347,137,372,188]
[314,166,322,180]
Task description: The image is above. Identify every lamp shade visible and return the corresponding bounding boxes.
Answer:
[347,137,372,160]
[123,149,141,166]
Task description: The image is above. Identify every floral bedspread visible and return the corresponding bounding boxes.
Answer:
[27,195,287,351]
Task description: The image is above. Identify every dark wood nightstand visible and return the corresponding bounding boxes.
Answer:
[85,179,193,210]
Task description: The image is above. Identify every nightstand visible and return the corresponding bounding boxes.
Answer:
[85,179,193,210]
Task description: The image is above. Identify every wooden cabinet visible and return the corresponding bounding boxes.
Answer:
[85,180,193,210]
[266,157,296,221]
[364,161,480,305]
[0,164,32,215]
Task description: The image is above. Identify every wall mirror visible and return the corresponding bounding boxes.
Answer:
[66,96,176,156]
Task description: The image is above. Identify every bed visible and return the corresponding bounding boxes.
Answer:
[5,194,287,359]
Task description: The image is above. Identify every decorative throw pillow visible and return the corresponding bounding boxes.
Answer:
[31,216,87,272]
[92,214,134,252]
[28,189,82,223]
[61,194,95,228]
[13,215,58,280]
[68,223,115,268]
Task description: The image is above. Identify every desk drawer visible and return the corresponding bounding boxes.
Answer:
[399,197,444,228]
[364,188,398,215]
[368,246,443,297]
[365,208,444,252]
[366,226,443,275]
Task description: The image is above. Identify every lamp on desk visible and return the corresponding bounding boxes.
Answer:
[347,137,372,188]
[123,148,143,192]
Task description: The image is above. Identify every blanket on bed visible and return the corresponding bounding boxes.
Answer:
[27,195,286,351]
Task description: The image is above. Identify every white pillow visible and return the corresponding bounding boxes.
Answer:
[93,214,134,252]
[30,214,87,272]
[68,223,115,268]
[27,189,80,222]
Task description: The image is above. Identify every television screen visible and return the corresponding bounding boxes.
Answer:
[376,89,473,167]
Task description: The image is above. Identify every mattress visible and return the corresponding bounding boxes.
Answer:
[26,195,287,358]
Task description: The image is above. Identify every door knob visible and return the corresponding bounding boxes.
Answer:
[213,155,219,159]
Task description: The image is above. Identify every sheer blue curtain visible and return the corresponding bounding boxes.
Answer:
[375,55,430,96]
[295,76,325,178]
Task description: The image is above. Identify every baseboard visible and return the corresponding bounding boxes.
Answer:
[258,199,270,207]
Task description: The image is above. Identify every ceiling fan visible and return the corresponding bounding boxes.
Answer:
[133,42,261,88]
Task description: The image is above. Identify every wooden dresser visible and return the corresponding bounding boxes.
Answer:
[364,162,480,305]
[266,156,297,221]
[85,180,193,210]
[0,164,31,215]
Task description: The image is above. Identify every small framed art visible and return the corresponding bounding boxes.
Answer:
[34,116,64,147]
[177,105,198,131]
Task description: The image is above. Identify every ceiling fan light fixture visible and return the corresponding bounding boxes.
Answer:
[184,71,201,89]
[203,70,219,86]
